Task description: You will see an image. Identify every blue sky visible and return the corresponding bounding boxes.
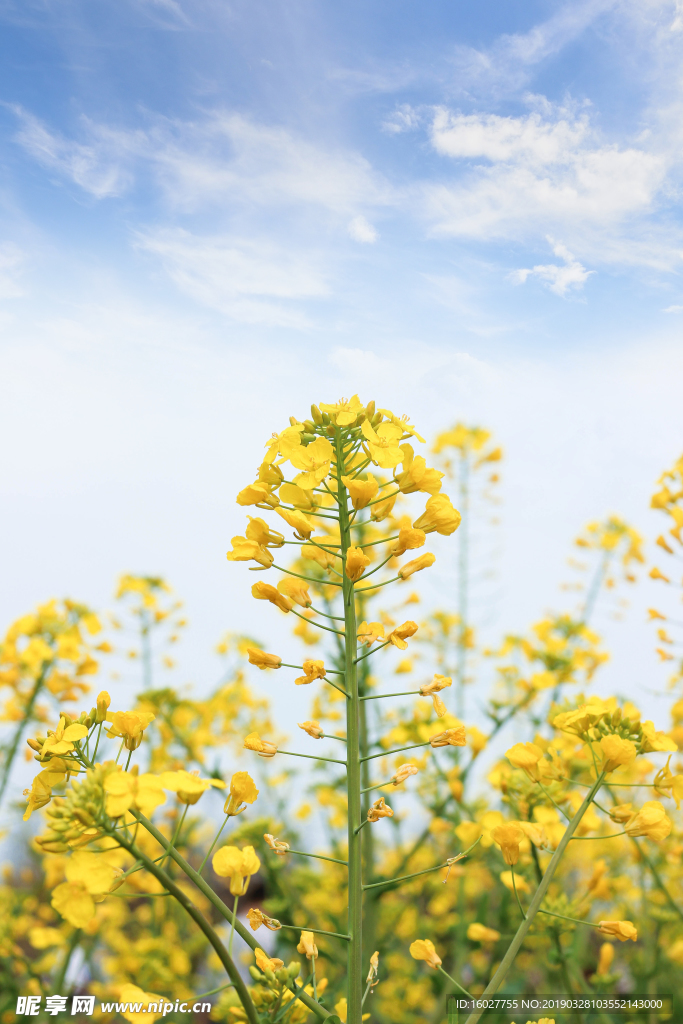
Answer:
[2,0,683,745]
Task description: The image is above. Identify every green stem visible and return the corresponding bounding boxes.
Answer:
[510,866,527,920]
[198,813,230,874]
[338,428,364,1023]
[286,848,348,866]
[229,895,239,957]
[277,924,350,941]
[437,963,472,999]
[464,771,606,1024]
[278,749,347,766]
[360,690,421,701]
[361,741,430,763]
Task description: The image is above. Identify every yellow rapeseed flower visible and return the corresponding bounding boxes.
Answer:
[243,732,278,758]
[341,475,379,510]
[246,647,282,670]
[409,939,442,968]
[345,546,371,581]
[295,659,326,685]
[598,920,637,941]
[467,923,501,944]
[413,494,461,535]
[212,845,261,895]
[491,822,525,865]
[251,582,293,613]
[398,553,436,580]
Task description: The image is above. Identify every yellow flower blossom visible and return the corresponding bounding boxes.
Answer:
[223,771,259,816]
[624,801,672,841]
[367,796,393,822]
[361,420,405,468]
[277,576,312,608]
[370,489,398,521]
[301,543,337,572]
[598,920,637,941]
[467,923,501,944]
[251,581,293,613]
[345,546,371,581]
[319,395,365,426]
[430,725,467,747]
[23,763,68,821]
[552,697,613,736]
[212,845,261,895]
[280,482,313,509]
[398,553,436,580]
[596,942,615,975]
[246,647,282,670]
[413,494,461,535]
[357,621,385,646]
[409,938,442,968]
[391,527,426,556]
[295,659,326,685]
[51,851,120,927]
[275,507,316,540]
[226,536,274,569]
[255,947,285,973]
[105,710,156,751]
[391,763,418,785]
[299,720,324,738]
[506,742,545,782]
[247,908,282,931]
[599,734,637,773]
[236,481,280,508]
[104,769,167,818]
[491,822,525,865]
[160,769,226,805]
[118,985,165,1024]
[394,444,443,495]
[243,732,278,758]
[297,930,318,959]
[40,717,89,758]
[640,720,677,753]
[341,475,379,509]
[386,621,418,650]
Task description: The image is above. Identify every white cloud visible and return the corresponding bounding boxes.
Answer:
[13,108,134,198]
[424,106,667,250]
[510,238,593,296]
[382,104,421,134]
[347,215,378,243]
[136,229,329,326]
[12,108,392,221]
[663,303,683,311]
[451,0,620,95]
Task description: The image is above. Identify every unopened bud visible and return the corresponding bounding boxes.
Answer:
[303,420,316,432]
[371,411,382,426]
[311,405,323,424]
[26,738,41,752]
[321,412,331,424]
[611,708,622,727]
[287,962,300,979]
[96,691,111,722]
[248,966,262,982]
[365,400,375,420]
[275,968,289,984]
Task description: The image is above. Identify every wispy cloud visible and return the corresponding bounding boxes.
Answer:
[510,238,593,296]
[135,228,329,326]
[450,0,620,95]
[12,108,393,221]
